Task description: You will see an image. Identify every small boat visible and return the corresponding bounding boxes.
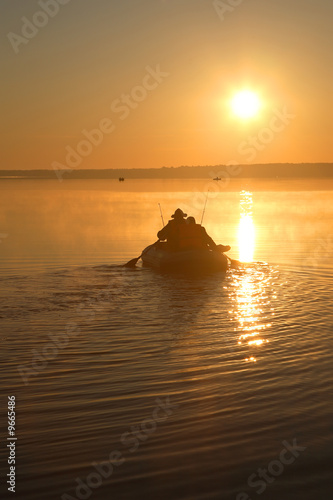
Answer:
[141,244,228,273]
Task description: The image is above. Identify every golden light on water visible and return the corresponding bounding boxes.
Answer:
[245,357,257,363]
[238,215,255,262]
[228,194,274,362]
[231,269,271,362]
[238,191,255,263]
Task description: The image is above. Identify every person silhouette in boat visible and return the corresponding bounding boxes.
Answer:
[157,208,187,251]
[157,209,230,253]
[186,217,231,253]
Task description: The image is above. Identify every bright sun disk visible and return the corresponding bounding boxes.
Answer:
[231,90,260,119]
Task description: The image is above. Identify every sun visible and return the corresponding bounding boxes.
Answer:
[231,90,261,119]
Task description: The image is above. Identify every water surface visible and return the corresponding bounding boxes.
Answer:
[1,178,332,500]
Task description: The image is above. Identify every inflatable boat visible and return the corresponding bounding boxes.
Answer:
[141,244,229,273]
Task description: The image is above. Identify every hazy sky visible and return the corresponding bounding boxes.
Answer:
[1,0,333,170]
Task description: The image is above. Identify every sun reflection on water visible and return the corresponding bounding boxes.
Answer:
[238,191,255,263]
[229,194,277,362]
[230,267,273,362]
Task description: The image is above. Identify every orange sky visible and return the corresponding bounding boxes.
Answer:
[1,0,333,170]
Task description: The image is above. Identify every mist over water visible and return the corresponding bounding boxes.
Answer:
[1,178,332,500]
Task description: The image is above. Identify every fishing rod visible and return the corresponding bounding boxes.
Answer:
[158,203,165,227]
[200,190,210,225]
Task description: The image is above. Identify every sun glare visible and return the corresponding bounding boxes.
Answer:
[231,90,260,119]
[238,215,255,262]
[238,191,255,262]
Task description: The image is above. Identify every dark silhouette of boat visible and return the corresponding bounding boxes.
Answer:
[141,244,228,272]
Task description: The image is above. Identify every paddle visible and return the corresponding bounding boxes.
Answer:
[123,240,159,267]
[228,257,242,268]
[216,245,241,268]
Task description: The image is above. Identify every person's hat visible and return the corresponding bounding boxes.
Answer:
[171,208,187,219]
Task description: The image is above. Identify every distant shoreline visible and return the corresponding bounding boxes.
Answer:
[0,163,332,179]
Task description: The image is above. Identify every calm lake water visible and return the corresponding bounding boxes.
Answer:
[1,178,333,500]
